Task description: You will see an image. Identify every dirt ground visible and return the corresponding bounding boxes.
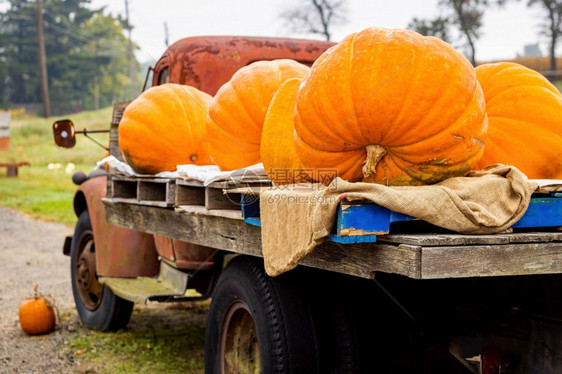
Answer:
[0,207,208,374]
[0,207,77,373]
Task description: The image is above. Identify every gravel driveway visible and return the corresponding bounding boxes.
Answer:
[0,207,77,373]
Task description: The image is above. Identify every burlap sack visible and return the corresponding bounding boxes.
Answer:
[260,164,538,276]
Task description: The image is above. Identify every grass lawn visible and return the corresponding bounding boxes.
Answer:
[0,107,112,225]
[66,303,208,374]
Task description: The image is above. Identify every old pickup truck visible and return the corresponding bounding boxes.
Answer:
[54,35,562,373]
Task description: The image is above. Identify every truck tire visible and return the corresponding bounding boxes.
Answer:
[70,210,133,331]
[305,274,360,373]
[204,256,319,373]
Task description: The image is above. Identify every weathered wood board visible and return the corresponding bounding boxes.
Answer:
[104,199,562,280]
[420,242,562,279]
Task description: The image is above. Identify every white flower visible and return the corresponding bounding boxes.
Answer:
[65,163,75,174]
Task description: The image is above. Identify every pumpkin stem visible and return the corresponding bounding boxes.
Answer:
[362,144,387,179]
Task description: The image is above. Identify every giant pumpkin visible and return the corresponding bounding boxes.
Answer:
[119,83,213,175]
[261,78,310,184]
[475,62,562,179]
[206,59,310,171]
[294,27,488,186]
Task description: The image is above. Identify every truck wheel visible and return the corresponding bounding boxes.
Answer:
[205,256,319,373]
[308,287,359,373]
[70,210,133,331]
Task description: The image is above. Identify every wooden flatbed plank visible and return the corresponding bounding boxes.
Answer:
[304,242,421,279]
[103,199,422,279]
[175,205,243,220]
[110,174,164,180]
[176,178,205,187]
[104,199,262,256]
[421,241,562,279]
[377,232,562,246]
[225,186,269,195]
[110,197,172,208]
[534,180,562,193]
[177,178,270,190]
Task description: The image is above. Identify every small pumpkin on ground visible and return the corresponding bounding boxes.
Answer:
[207,59,310,171]
[475,62,562,179]
[19,285,56,335]
[119,83,213,175]
[294,27,488,186]
[261,78,311,185]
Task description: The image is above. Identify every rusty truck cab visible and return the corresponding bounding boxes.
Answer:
[147,36,335,95]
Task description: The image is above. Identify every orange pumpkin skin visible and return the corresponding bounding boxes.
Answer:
[475,62,562,179]
[19,297,56,335]
[261,78,311,184]
[119,83,213,175]
[207,59,310,171]
[294,27,488,186]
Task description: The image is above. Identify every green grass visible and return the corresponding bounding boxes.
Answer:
[555,81,562,93]
[0,107,112,225]
[67,304,208,373]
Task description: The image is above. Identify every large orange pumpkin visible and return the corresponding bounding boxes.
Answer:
[119,83,213,175]
[475,62,562,179]
[294,27,488,186]
[19,296,56,335]
[261,78,310,185]
[206,59,310,171]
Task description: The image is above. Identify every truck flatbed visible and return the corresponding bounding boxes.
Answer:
[103,174,562,280]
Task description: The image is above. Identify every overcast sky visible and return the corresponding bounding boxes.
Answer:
[91,1,546,65]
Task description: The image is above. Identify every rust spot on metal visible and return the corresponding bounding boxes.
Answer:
[151,36,335,96]
[284,41,301,53]
[265,40,280,49]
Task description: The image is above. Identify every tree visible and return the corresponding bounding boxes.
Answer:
[441,0,487,66]
[407,16,452,43]
[280,0,348,41]
[407,0,489,66]
[0,0,137,114]
[527,0,562,72]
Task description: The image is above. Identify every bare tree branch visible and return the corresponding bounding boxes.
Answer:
[527,0,562,72]
[280,0,348,41]
[440,0,486,66]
